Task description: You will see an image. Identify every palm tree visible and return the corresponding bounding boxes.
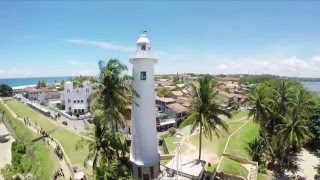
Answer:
[248,84,270,126]
[75,119,117,169]
[246,137,266,163]
[91,59,136,131]
[95,157,119,180]
[90,59,136,159]
[276,114,310,148]
[291,88,316,118]
[179,75,231,160]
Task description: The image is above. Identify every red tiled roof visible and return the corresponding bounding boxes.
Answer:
[167,103,188,113]
[218,77,240,82]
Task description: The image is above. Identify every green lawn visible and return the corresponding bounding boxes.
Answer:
[4,99,88,165]
[164,135,182,153]
[188,111,250,157]
[224,120,260,159]
[0,103,59,179]
[218,157,248,178]
[257,173,268,180]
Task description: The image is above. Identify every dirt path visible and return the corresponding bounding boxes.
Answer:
[179,130,220,164]
[296,148,319,179]
[0,122,15,179]
[1,100,71,179]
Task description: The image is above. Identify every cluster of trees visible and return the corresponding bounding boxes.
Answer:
[58,80,65,91]
[247,79,320,176]
[71,76,98,88]
[36,80,47,88]
[75,59,134,179]
[156,87,171,97]
[239,75,278,85]
[0,84,13,97]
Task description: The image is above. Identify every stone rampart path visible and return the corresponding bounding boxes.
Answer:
[0,99,71,179]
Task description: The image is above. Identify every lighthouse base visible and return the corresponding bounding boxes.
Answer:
[131,161,160,180]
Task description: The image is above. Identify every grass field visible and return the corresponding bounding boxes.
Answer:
[164,135,182,153]
[0,103,59,179]
[3,99,88,165]
[163,110,262,177]
[224,120,260,159]
[188,111,250,157]
[219,157,248,178]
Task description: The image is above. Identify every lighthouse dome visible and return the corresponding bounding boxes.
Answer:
[137,33,150,44]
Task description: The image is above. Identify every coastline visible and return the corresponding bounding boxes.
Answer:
[12,84,36,90]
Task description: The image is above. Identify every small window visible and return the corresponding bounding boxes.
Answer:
[140,71,146,80]
[81,109,84,113]
[73,100,76,103]
[138,167,142,179]
[77,100,80,103]
[141,44,146,50]
[68,99,71,103]
[81,100,83,103]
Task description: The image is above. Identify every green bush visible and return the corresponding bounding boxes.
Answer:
[168,127,176,136]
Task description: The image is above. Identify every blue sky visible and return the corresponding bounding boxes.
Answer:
[1,1,320,78]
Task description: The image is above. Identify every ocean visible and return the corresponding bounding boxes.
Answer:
[301,81,320,92]
[0,76,73,88]
[1,76,319,92]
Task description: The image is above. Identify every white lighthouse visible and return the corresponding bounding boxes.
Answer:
[130,32,160,180]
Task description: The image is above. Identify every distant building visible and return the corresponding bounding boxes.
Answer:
[217,77,240,82]
[182,75,198,83]
[170,90,184,98]
[38,90,61,103]
[156,97,176,111]
[25,86,41,100]
[165,102,188,124]
[62,81,92,114]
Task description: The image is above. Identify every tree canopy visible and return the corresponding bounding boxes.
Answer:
[0,84,13,97]
[247,78,320,176]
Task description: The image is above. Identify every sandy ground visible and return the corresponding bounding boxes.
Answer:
[0,122,15,179]
[296,149,319,179]
[179,129,220,165]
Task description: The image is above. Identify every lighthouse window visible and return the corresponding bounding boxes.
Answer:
[140,71,147,80]
[141,44,146,50]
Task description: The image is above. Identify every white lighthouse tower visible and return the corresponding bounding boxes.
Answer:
[130,31,160,180]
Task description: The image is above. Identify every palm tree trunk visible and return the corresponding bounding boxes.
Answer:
[115,122,120,159]
[198,123,202,160]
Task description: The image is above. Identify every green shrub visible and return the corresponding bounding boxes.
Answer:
[169,127,176,136]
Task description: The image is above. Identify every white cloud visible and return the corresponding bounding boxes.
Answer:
[66,39,135,52]
[209,56,319,77]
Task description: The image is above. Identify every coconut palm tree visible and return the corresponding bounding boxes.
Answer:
[91,59,137,131]
[276,114,310,148]
[75,119,117,169]
[246,137,266,163]
[179,75,231,160]
[248,84,270,126]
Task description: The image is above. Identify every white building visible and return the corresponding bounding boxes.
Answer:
[130,32,160,180]
[62,81,92,114]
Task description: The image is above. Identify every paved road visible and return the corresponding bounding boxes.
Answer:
[0,122,15,179]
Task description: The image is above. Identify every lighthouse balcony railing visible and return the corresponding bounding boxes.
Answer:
[132,51,154,59]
